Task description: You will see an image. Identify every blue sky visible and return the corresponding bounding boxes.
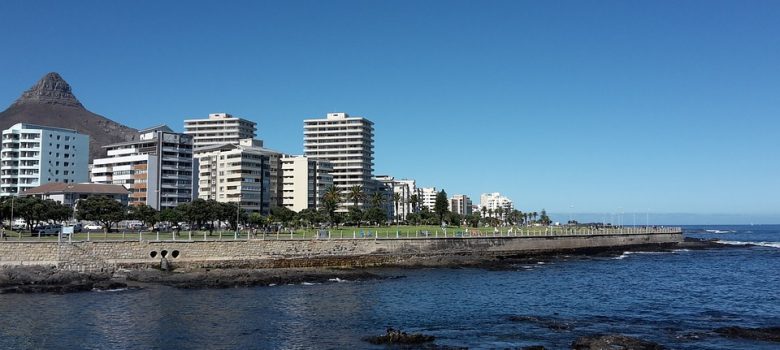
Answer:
[1,1,778,224]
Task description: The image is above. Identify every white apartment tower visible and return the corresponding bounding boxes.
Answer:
[393,179,416,220]
[91,126,193,210]
[303,112,374,210]
[195,140,271,214]
[1,123,89,196]
[184,113,257,150]
[419,187,438,212]
[281,156,333,212]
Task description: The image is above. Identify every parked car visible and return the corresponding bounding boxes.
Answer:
[12,223,26,231]
[34,224,62,236]
[72,223,83,233]
[84,224,102,231]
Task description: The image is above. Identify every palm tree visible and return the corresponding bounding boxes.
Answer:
[496,207,504,225]
[371,191,385,208]
[321,185,341,225]
[532,211,538,223]
[392,192,401,223]
[409,194,419,213]
[481,206,487,218]
[347,185,365,209]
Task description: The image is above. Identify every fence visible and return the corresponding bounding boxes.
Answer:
[0,226,682,243]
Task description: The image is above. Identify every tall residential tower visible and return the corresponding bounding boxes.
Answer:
[184,113,257,150]
[303,112,374,210]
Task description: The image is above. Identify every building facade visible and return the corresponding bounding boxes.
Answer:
[449,194,473,216]
[281,155,333,212]
[1,123,89,196]
[184,113,257,150]
[195,141,272,214]
[22,182,129,208]
[479,192,513,216]
[91,126,193,210]
[303,112,374,211]
[419,187,438,212]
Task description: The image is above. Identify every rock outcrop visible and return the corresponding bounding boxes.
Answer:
[0,72,138,161]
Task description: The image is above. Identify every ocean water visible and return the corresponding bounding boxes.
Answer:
[0,225,778,349]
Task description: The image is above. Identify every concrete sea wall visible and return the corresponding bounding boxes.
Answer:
[0,232,683,272]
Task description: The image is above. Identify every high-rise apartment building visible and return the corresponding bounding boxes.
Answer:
[479,192,513,216]
[1,123,89,196]
[184,113,257,150]
[419,187,438,212]
[449,194,473,216]
[281,155,333,212]
[91,126,193,210]
[303,112,374,210]
[195,140,271,214]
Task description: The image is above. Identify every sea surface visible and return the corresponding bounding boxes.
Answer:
[0,225,778,349]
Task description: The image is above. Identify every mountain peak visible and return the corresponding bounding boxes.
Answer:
[13,72,84,108]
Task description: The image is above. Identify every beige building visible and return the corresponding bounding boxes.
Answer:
[303,112,374,210]
[419,187,438,212]
[195,140,271,214]
[449,194,473,216]
[184,113,257,150]
[281,156,333,212]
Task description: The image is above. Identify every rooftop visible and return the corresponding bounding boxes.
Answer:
[22,182,129,195]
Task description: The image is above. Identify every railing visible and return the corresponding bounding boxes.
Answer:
[0,226,682,243]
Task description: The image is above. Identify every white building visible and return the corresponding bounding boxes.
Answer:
[195,140,271,214]
[22,182,129,208]
[479,192,513,216]
[0,123,89,196]
[449,194,473,216]
[419,187,438,212]
[372,175,397,220]
[91,126,193,210]
[303,112,374,211]
[393,179,416,220]
[281,156,333,212]
[184,113,257,150]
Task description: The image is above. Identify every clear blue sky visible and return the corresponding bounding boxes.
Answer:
[1,0,779,224]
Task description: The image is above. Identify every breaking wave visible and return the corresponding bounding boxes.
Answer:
[716,240,780,249]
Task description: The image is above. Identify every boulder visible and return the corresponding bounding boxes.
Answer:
[714,326,780,342]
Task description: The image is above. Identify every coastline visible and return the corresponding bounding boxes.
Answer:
[0,236,726,294]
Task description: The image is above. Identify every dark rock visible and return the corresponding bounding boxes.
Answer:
[522,346,547,350]
[0,72,138,161]
[160,257,172,272]
[363,327,435,345]
[508,315,574,331]
[571,334,665,350]
[714,326,780,342]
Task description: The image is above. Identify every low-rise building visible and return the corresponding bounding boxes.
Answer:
[21,182,129,208]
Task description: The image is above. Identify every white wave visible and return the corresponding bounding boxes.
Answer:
[612,251,669,260]
[673,249,690,252]
[328,277,348,283]
[93,288,128,293]
[268,283,277,287]
[717,240,780,248]
[536,262,546,265]
[704,230,734,234]
[301,282,318,286]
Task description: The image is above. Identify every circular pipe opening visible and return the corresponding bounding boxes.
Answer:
[150,251,157,258]
[171,250,180,258]
[161,250,168,258]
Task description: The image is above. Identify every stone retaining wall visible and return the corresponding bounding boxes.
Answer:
[0,232,683,272]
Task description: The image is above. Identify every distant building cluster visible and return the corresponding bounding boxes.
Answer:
[1,112,514,219]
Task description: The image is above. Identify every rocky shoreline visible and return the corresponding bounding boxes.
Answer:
[0,237,736,294]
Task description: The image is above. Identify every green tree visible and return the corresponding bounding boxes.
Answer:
[409,194,419,213]
[466,213,480,228]
[540,209,552,226]
[76,196,126,233]
[347,185,365,210]
[320,185,341,226]
[433,190,449,224]
[446,212,462,226]
[297,208,323,227]
[271,206,296,227]
[364,207,386,225]
[160,208,182,227]
[347,207,363,226]
[392,192,401,223]
[128,204,159,228]
[247,212,266,228]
